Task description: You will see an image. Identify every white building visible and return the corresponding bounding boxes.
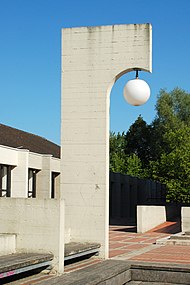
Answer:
[0,123,60,199]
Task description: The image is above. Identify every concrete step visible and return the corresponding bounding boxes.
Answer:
[64,242,100,261]
[38,260,131,285]
[131,262,190,284]
[170,233,190,240]
[0,252,53,280]
[0,234,16,256]
[126,281,179,285]
[126,281,183,285]
[157,232,190,245]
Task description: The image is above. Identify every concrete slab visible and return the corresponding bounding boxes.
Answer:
[65,242,100,261]
[39,260,131,285]
[0,253,53,279]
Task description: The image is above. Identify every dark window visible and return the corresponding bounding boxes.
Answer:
[28,169,38,198]
[51,172,60,199]
[0,165,11,197]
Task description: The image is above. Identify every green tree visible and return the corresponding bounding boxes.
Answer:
[150,126,190,203]
[155,88,190,129]
[109,132,127,174]
[110,87,190,203]
[109,131,143,177]
[149,88,190,161]
[125,115,152,167]
[125,154,143,178]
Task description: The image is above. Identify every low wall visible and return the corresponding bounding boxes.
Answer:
[182,207,190,232]
[137,206,166,233]
[0,198,64,273]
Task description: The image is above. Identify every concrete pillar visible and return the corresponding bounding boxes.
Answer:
[61,24,152,257]
[11,149,29,198]
[36,155,52,199]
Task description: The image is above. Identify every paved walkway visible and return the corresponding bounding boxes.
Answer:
[65,219,189,274]
[110,219,190,265]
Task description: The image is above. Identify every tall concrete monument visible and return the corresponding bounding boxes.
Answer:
[61,24,152,258]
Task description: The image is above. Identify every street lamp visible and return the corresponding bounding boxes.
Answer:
[123,70,150,106]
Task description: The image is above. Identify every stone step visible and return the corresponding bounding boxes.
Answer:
[170,234,190,240]
[157,232,190,246]
[130,262,190,284]
[0,234,16,256]
[0,252,53,279]
[126,281,179,285]
[64,242,100,261]
[38,260,131,285]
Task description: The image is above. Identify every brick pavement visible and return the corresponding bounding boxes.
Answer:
[110,219,190,265]
[64,219,185,274]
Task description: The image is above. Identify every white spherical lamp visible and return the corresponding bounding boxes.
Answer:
[123,71,150,106]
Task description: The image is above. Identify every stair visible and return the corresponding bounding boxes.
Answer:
[157,232,190,245]
[130,262,190,284]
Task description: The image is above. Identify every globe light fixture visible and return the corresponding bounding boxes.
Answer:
[123,70,150,106]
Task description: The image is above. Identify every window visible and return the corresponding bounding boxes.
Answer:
[0,165,11,197]
[51,172,60,199]
[28,169,38,198]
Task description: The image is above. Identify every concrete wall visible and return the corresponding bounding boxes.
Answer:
[12,150,29,197]
[0,234,16,255]
[182,207,190,232]
[0,145,18,165]
[137,206,166,233]
[36,155,51,199]
[0,198,64,273]
[61,24,152,257]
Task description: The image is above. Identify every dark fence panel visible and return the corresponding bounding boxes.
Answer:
[109,171,166,225]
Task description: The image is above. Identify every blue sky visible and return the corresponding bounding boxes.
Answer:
[0,0,190,145]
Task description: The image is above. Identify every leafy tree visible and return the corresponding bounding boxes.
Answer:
[110,132,127,174]
[109,131,143,177]
[150,126,190,203]
[155,88,190,129]
[150,87,190,160]
[125,154,143,178]
[110,87,190,203]
[125,115,152,167]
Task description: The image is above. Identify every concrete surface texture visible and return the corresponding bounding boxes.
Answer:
[0,198,65,272]
[182,207,190,232]
[61,23,152,258]
[137,206,166,233]
[0,234,16,256]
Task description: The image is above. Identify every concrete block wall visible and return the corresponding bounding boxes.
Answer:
[61,24,152,257]
[182,207,190,232]
[137,205,166,233]
[0,198,65,273]
[0,234,16,256]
